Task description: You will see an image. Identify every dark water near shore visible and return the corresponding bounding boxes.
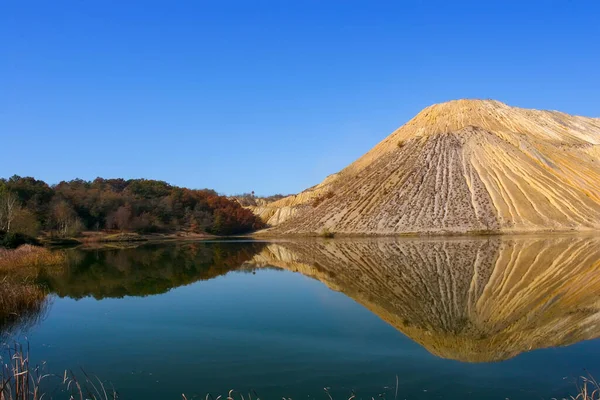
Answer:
[4,236,600,399]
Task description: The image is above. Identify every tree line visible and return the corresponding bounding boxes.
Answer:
[0,176,265,239]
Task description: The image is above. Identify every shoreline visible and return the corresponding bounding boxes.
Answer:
[250,227,600,239]
[39,231,219,248]
[17,228,599,251]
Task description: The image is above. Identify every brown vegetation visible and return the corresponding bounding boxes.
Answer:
[0,245,65,330]
[0,344,116,400]
[572,376,600,400]
[0,245,66,272]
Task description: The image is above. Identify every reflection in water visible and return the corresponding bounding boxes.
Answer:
[248,236,600,362]
[7,237,600,365]
[0,296,51,343]
[2,241,267,338]
[41,241,267,299]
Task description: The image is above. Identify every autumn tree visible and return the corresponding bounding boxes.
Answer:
[107,205,132,231]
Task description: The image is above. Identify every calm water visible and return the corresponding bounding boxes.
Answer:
[4,236,600,399]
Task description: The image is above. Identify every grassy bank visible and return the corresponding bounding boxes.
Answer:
[0,245,66,330]
[0,245,66,272]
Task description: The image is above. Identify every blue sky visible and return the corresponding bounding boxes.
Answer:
[1,1,599,195]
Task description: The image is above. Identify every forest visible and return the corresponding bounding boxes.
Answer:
[0,175,265,241]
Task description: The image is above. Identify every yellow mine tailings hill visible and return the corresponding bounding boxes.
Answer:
[254,99,600,235]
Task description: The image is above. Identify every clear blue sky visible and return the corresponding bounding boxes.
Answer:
[1,1,599,196]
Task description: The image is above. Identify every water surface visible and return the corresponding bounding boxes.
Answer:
[4,236,600,399]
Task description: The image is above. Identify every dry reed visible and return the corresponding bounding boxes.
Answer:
[0,245,65,333]
[0,246,66,272]
[572,376,600,400]
[0,343,596,400]
[0,344,117,400]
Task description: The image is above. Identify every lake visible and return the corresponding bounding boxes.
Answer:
[3,236,600,399]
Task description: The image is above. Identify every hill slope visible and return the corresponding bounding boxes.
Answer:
[257,99,600,235]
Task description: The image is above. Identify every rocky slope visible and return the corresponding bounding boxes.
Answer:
[256,100,600,235]
[247,236,600,362]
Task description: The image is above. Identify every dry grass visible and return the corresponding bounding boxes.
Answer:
[0,246,66,272]
[0,346,596,400]
[79,232,147,244]
[185,388,365,400]
[189,376,598,400]
[0,344,117,400]
[572,376,600,399]
[0,245,65,332]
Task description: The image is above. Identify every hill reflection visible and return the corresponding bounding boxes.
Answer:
[248,236,600,362]
[21,236,600,363]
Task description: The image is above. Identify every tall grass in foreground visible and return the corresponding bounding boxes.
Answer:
[0,345,597,400]
[183,387,367,400]
[0,344,116,400]
[572,376,600,399]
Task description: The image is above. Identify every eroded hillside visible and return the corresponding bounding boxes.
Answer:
[254,100,600,235]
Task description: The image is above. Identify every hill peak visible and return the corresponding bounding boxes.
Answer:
[388,99,600,147]
[422,98,508,113]
[405,99,528,137]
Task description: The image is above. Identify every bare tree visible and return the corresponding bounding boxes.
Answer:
[0,191,18,232]
[51,199,82,237]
